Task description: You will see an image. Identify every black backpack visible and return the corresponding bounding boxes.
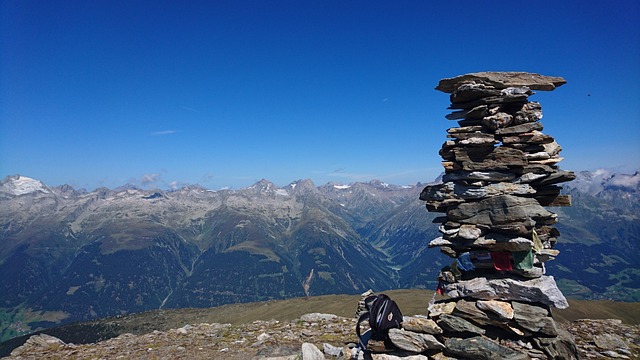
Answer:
[356,293,403,347]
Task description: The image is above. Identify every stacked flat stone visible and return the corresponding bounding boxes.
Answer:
[412,72,578,359]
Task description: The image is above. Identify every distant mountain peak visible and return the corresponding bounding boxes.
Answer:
[0,175,50,196]
[368,179,389,188]
[248,179,276,191]
[245,179,291,197]
[288,179,317,195]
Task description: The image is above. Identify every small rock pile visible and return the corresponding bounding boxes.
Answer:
[566,319,640,359]
[387,72,578,359]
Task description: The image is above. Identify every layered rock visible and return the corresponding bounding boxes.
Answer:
[358,72,579,359]
[421,72,577,359]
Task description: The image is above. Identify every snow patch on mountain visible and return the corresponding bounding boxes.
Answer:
[333,184,351,190]
[0,175,50,196]
[275,189,289,196]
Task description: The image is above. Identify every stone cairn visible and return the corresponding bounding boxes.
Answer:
[357,73,580,359]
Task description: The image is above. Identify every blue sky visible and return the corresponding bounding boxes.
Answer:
[1,1,639,190]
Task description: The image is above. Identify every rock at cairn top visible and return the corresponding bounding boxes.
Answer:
[436,71,567,93]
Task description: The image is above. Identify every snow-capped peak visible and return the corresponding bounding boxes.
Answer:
[1,175,50,196]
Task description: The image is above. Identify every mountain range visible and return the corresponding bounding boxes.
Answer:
[1,170,638,341]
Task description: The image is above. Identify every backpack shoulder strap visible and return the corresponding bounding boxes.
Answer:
[356,311,370,340]
[356,311,370,349]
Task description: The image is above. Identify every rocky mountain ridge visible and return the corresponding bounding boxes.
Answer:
[1,171,638,341]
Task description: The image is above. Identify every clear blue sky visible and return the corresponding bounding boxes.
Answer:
[1,1,639,190]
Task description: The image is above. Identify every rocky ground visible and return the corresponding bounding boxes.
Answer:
[3,314,638,360]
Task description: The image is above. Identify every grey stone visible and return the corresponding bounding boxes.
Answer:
[424,198,466,213]
[441,275,569,308]
[535,249,560,262]
[429,353,458,360]
[458,137,499,146]
[490,222,536,236]
[323,343,343,357]
[436,72,566,93]
[443,170,515,182]
[300,313,338,322]
[525,151,551,160]
[446,105,489,120]
[534,170,576,186]
[512,301,558,336]
[10,334,66,356]
[513,101,543,124]
[447,194,556,227]
[428,237,453,247]
[447,131,495,141]
[593,333,628,351]
[388,328,445,353]
[401,316,443,335]
[371,354,429,360]
[542,140,562,157]
[438,224,460,236]
[476,300,514,320]
[452,146,527,171]
[482,112,513,130]
[500,86,533,96]
[463,105,491,119]
[447,125,484,133]
[257,332,271,341]
[444,336,532,360]
[501,130,555,145]
[471,234,534,251]
[495,120,543,135]
[448,93,530,109]
[428,301,457,317]
[450,82,500,103]
[529,156,563,165]
[457,224,482,240]
[514,172,548,183]
[600,350,628,358]
[532,327,579,360]
[452,299,495,326]
[420,181,536,202]
[437,314,486,335]
[301,342,325,360]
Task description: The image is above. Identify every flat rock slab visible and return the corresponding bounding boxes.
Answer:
[436,72,566,93]
[444,336,532,360]
[442,275,569,309]
[388,328,445,353]
[437,314,486,335]
[402,316,443,335]
[446,194,556,227]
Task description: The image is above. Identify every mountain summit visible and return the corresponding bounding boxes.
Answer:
[0,175,50,197]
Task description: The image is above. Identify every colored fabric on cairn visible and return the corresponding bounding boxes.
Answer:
[532,229,544,252]
[491,252,513,271]
[450,261,462,280]
[513,249,534,270]
[456,252,475,272]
